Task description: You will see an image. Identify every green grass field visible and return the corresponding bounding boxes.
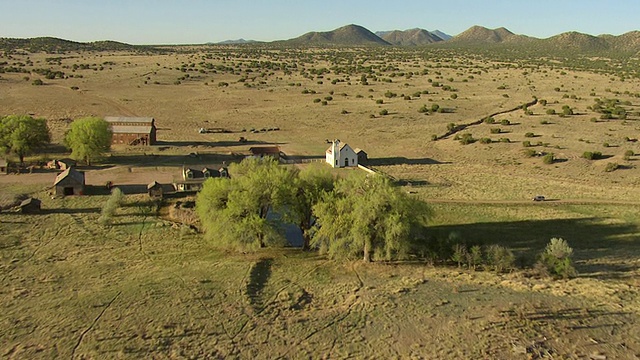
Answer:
[2,191,640,358]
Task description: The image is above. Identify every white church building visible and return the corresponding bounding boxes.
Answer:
[326,139,358,168]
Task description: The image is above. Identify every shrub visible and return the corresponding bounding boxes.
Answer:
[467,245,483,270]
[313,98,321,103]
[450,94,458,99]
[324,96,333,101]
[499,138,510,143]
[379,109,389,116]
[430,134,438,141]
[536,238,577,279]
[522,141,532,147]
[484,116,496,124]
[98,188,124,226]
[540,120,550,125]
[623,150,634,160]
[459,133,475,145]
[32,79,44,86]
[418,105,430,114]
[524,149,536,157]
[542,153,555,164]
[500,119,511,126]
[603,142,610,148]
[479,137,492,144]
[451,243,468,268]
[485,245,515,273]
[376,99,384,104]
[341,109,348,115]
[604,162,619,172]
[582,151,602,160]
[490,128,501,134]
[524,132,535,138]
[545,109,556,115]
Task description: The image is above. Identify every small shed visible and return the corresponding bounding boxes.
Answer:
[249,146,281,160]
[354,148,368,165]
[0,159,7,175]
[147,181,164,198]
[53,167,85,196]
[19,198,41,213]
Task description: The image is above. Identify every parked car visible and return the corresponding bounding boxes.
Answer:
[532,195,546,202]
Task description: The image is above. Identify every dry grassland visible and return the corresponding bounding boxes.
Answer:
[1,47,640,358]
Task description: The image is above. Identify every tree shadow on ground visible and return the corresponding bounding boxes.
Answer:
[155,140,274,148]
[367,157,452,166]
[105,153,245,167]
[247,258,274,311]
[429,217,640,280]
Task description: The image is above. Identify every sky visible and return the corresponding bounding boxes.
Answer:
[1,0,639,45]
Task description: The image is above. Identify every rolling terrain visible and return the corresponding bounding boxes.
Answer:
[2,25,640,358]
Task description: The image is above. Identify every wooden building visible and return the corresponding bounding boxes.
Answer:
[19,198,41,213]
[354,148,368,165]
[147,181,164,198]
[104,117,157,146]
[53,167,85,196]
[173,166,229,193]
[248,146,281,160]
[0,159,7,175]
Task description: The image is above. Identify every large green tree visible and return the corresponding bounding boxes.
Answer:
[64,117,112,165]
[0,115,51,164]
[312,173,429,262]
[288,164,335,250]
[196,157,297,250]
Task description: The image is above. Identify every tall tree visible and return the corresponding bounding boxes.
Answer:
[196,157,297,250]
[312,173,429,262]
[0,115,50,164]
[288,164,335,250]
[64,117,112,165]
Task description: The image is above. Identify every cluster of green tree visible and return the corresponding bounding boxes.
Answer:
[0,114,111,165]
[0,115,50,164]
[589,98,630,120]
[196,159,428,262]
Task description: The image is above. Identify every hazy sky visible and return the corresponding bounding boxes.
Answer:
[1,0,638,44]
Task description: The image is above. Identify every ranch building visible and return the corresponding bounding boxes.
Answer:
[104,116,157,146]
[19,198,41,214]
[248,146,281,160]
[326,139,358,168]
[0,159,7,174]
[147,181,164,198]
[53,167,85,196]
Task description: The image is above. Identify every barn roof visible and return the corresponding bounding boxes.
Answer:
[147,181,161,190]
[20,197,41,207]
[354,148,366,154]
[110,125,154,134]
[54,167,85,186]
[249,146,280,155]
[105,117,154,124]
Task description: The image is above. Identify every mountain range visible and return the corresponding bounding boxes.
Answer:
[3,24,640,54]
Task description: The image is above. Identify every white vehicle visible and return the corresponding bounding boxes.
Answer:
[532,195,546,202]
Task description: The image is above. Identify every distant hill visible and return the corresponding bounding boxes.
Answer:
[0,37,152,53]
[215,39,260,45]
[604,30,640,52]
[379,28,443,46]
[544,31,610,52]
[431,30,452,41]
[449,25,530,44]
[280,24,390,46]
